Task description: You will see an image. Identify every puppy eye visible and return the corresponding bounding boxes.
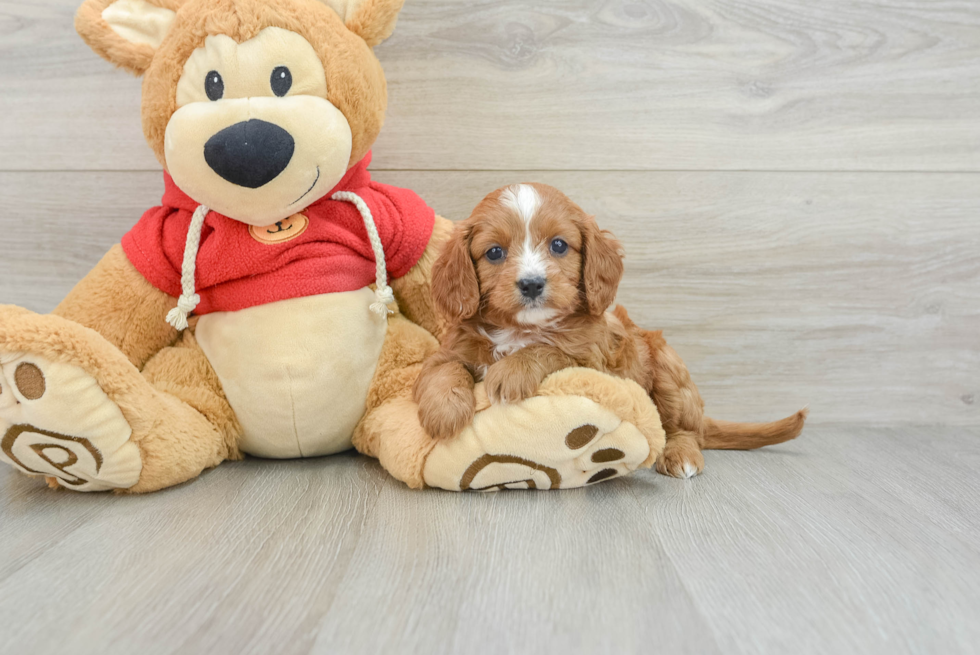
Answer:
[550,238,568,256]
[205,71,224,101]
[485,246,505,262]
[271,66,292,97]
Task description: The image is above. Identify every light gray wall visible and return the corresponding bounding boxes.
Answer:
[1,0,978,426]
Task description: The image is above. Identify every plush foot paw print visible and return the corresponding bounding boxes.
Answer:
[422,369,665,491]
[0,333,142,492]
[456,423,638,490]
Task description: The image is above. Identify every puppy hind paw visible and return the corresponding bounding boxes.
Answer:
[655,444,705,479]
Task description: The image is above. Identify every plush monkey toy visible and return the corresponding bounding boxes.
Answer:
[0,0,664,493]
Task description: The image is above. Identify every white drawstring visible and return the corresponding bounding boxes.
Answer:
[165,204,209,331]
[164,193,395,329]
[332,191,397,317]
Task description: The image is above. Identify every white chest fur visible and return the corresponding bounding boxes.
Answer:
[479,326,557,361]
[195,288,387,458]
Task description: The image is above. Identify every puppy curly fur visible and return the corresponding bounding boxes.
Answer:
[413,183,806,478]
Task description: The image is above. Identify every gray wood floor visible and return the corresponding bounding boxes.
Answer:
[1,0,979,653]
[1,426,978,655]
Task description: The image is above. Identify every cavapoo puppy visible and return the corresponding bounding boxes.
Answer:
[413,183,806,478]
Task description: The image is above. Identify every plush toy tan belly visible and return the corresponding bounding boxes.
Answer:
[196,290,387,458]
[0,0,665,494]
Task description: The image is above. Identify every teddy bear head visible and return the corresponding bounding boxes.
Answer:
[76,0,404,226]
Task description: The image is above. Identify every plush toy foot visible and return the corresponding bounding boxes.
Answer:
[422,368,665,491]
[0,307,142,491]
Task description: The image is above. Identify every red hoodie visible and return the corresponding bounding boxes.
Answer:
[122,153,435,315]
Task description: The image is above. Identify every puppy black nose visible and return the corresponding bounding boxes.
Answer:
[518,277,546,300]
[204,119,295,189]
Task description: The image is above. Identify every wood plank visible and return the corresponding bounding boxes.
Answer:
[387,169,980,427]
[2,169,976,426]
[310,481,721,655]
[0,453,389,654]
[0,427,977,654]
[0,0,155,171]
[631,425,980,654]
[2,0,980,172]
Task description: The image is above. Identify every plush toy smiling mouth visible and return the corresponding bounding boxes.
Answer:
[292,167,322,206]
[202,122,324,209]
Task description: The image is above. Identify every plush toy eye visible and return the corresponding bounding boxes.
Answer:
[550,238,568,256]
[271,66,293,97]
[205,70,224,101]
[486,246,505,262]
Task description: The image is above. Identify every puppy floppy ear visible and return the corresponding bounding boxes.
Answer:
[76,0,181,75]
[431,222,480,322]
[318,0,405,47]
[580,216,625,316]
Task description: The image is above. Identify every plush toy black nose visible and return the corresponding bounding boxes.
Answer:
[518,277,546,300]
[204,119,295,189]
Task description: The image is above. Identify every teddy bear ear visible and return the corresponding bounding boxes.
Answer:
[318,0,406,47]
[75,0,181,75]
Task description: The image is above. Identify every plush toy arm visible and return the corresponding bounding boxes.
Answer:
[53,244,179,369]
[389,214,454,341]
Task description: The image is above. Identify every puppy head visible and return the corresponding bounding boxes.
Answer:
[432,183,624,326]
[75,0,404,225]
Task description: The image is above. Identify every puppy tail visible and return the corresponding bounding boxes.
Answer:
[701,408,808,450]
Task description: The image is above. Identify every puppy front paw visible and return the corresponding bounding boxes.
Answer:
[484,360,541,404]
[418,385,476,440]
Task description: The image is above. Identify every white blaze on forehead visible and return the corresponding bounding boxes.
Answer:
[500,184,547,281]
[517,242,547,281]
[500,184,542,225]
